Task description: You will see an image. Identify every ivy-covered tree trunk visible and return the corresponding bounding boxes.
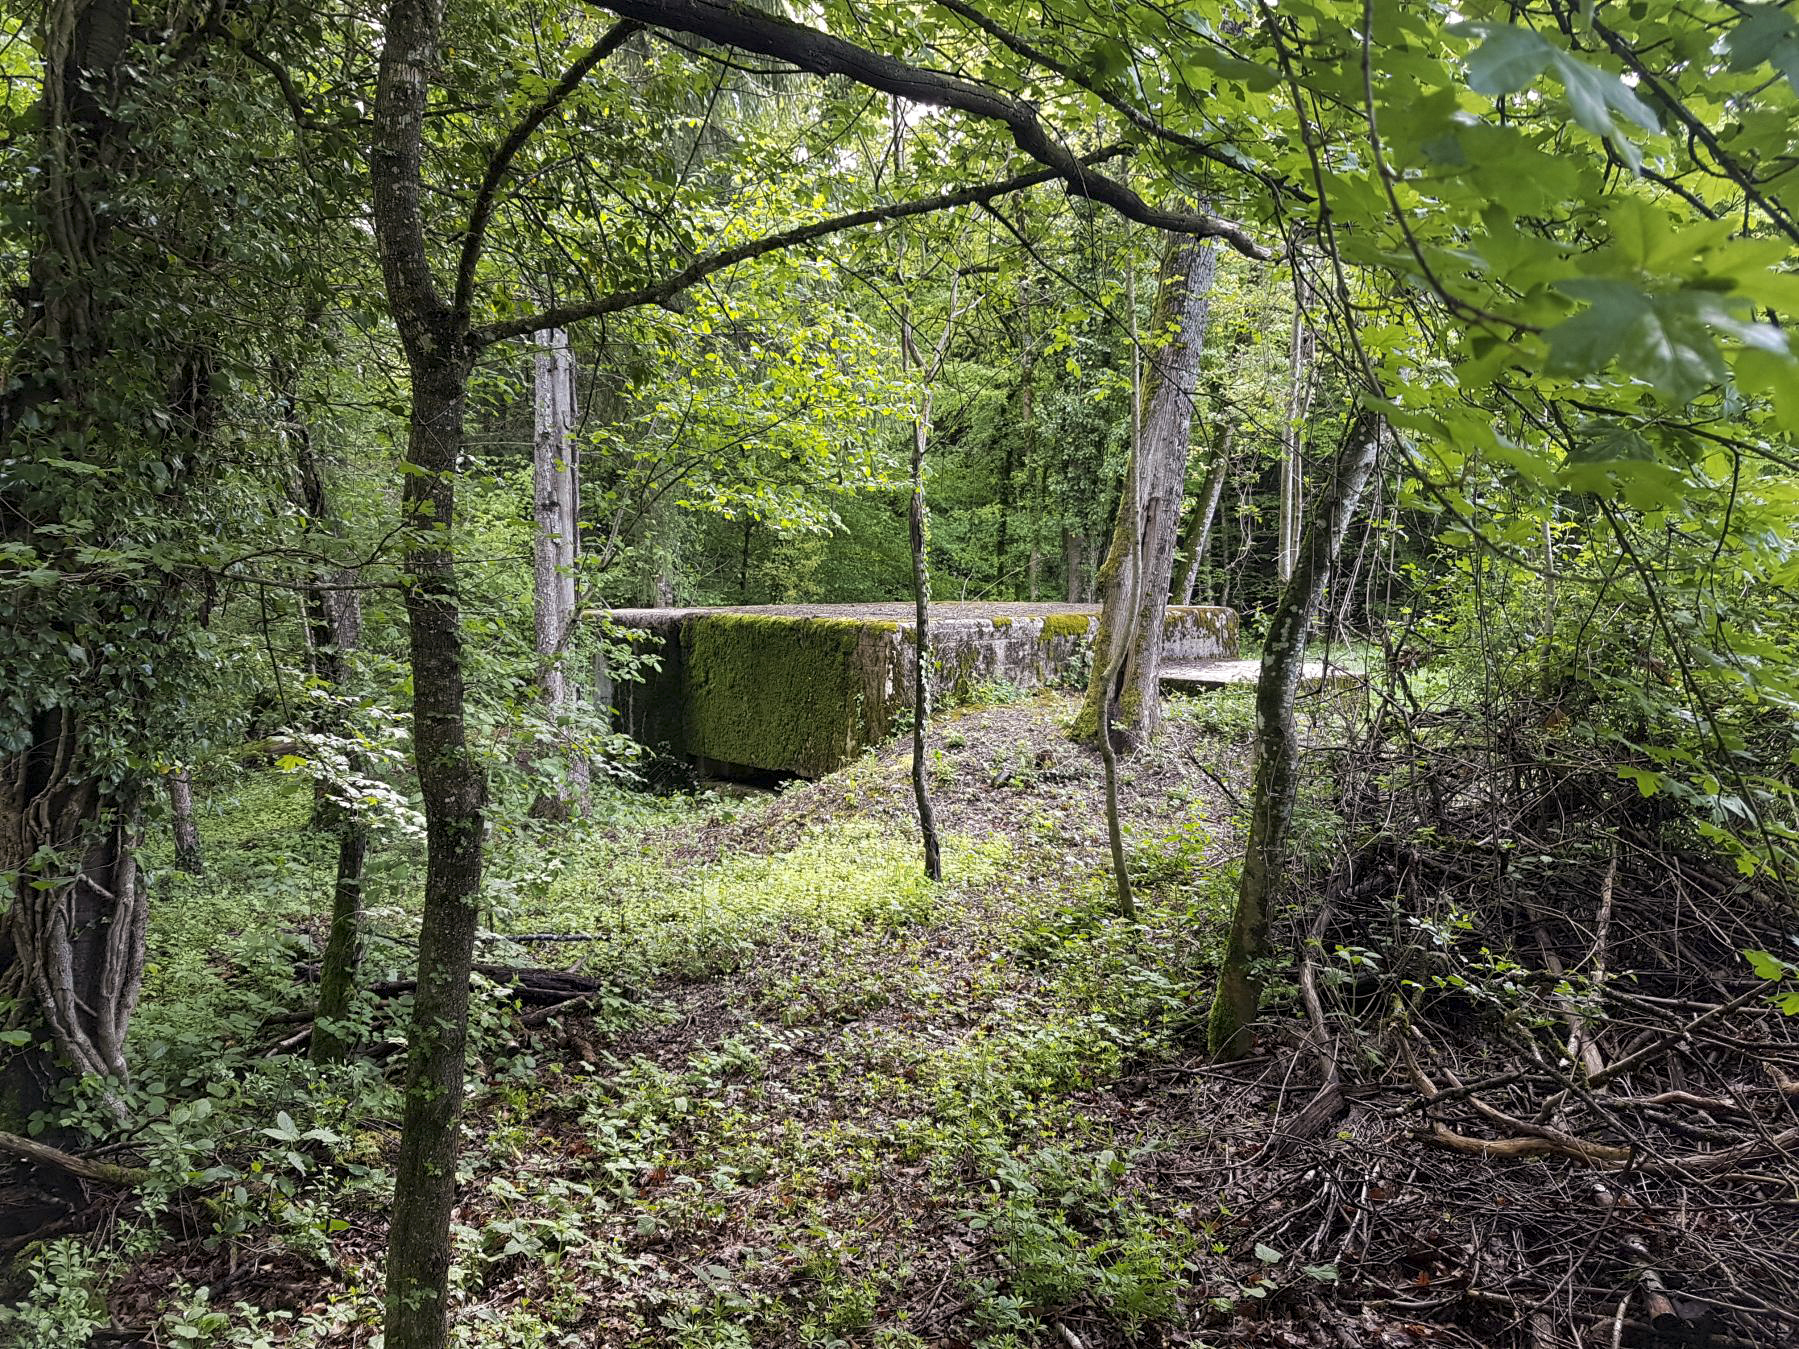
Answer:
[1073,233,1219,748]
[0,0,147,1133]
[372,2,487,1342]
[1175,421,1234,606]
[1208,412,1381,1059]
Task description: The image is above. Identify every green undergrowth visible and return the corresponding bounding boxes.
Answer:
[8,699,1249,1349]
[518,820,1012,983]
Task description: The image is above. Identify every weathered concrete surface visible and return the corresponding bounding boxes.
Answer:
[607,602,1238,778]
[1159,659,1356,693]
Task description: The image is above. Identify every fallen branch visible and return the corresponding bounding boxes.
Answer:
[0,1129,151,1188]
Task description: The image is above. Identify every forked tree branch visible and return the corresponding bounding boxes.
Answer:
[582,0,1269,257]
[452,19,643,318]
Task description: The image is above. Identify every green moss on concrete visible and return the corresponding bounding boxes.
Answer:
[682,614,892,778]
[990,616,1013,630]
[1039,613,1094,642]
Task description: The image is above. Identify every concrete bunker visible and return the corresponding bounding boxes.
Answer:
[606,602,1239,780]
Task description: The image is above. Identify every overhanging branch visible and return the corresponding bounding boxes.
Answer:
[472,149,1126,345]
[581,0,1270,258]
[453,19,642,319]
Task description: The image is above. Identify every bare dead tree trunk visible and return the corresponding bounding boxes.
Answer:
[529,326,587,820]
[1074,232,1219,748]
[1276,273,1316,585]
[165,768,203,874]
[1209,412,1381,1059]
[1175,421,1234,606]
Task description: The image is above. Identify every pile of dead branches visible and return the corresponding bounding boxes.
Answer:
[1197,696,1799,1346]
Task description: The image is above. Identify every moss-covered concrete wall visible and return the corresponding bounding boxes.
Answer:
[606,603,1235,778]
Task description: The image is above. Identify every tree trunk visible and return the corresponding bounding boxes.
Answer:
[1276,275,1316,585]
[1062,528,1086,602]
[383,367,485,1347]
[287,392,372,1066]
[529,326,587,820]
[908,413,943,883]
[372,2,488,1343]
[1208,412,1381,1059]
[1073,233,1219,747]
[1175,422,1234,606]
[0,0,147,1133]
[166,769,203,874]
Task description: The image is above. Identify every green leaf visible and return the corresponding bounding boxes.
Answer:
[1254,1243,1283,1264]
[1548,53,1658,171]
[1457,24,1553,96]
[1743,949,1789,980]
[1725,6,1799,92]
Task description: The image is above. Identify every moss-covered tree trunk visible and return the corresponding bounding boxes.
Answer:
[1073,233,1219,748]
[1208,412,1381,1059]
[372,3,488,1342]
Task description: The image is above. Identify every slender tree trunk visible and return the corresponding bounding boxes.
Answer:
[995,418,1014,595]
[1073,233,1219,747]
[287,389,371,1065]
[165,769,203,874]
[1276,275,1316,585]
[893,157,943,883]
[1062,528,1086,602]
[1027,459,1043,602]
[1209,412,1382,1059]
[373,3,487,1343]
[908,414,942,882]
[529,326,587,820]
[1175,421,1234,606]
[384,363,484,1348]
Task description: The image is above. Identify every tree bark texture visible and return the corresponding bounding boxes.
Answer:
[1073,234,1219,748]
[1208,412,1382,1059]
[166,769,203,874]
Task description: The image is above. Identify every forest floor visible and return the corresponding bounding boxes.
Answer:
[10,685,1797,1348]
